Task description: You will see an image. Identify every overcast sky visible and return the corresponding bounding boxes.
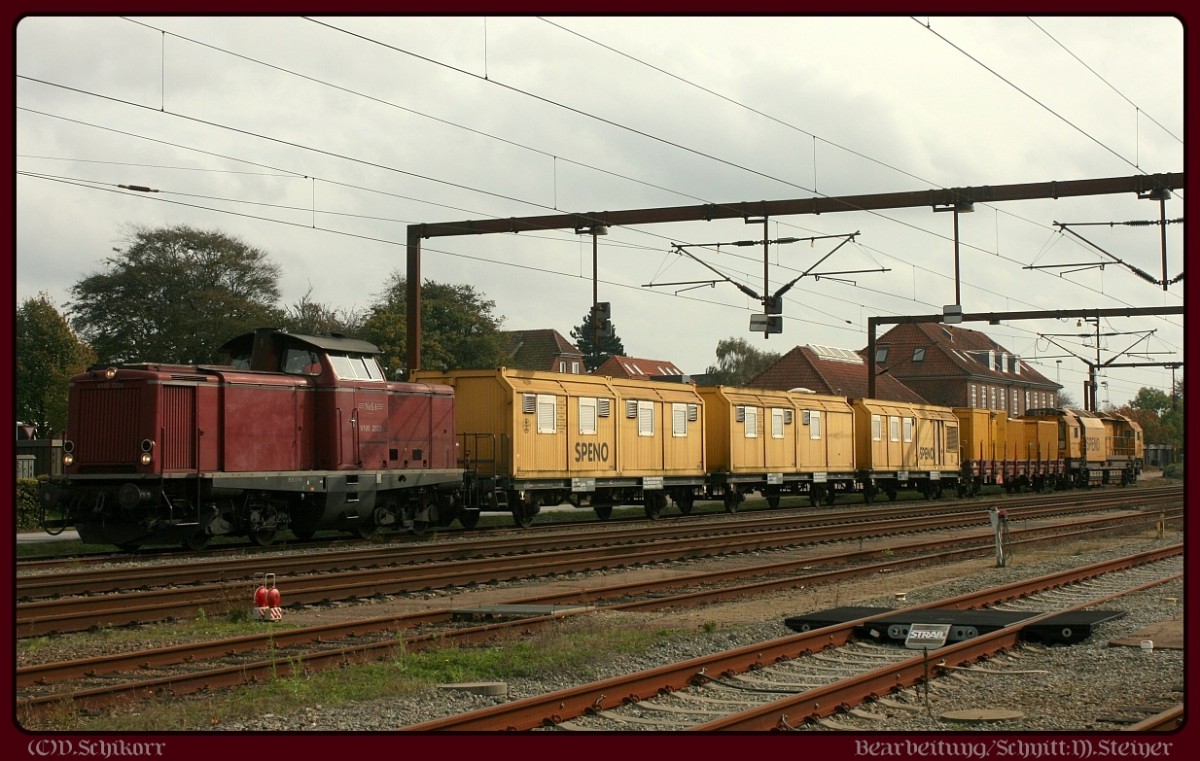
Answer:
[13,15,1185,407]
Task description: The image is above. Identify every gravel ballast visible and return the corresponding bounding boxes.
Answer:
[210,537,1184,733]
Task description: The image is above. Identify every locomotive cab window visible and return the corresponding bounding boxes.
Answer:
[284,349,322,376]
[329,352,385,381]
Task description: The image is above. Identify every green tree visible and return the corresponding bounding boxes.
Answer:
[282,287,363,336]
[69,224,284,364]
[704,337,780,386]
[570,311,625,372]
[1129,387,1173,417]
[16,293,95,437]
[360,273,507,377]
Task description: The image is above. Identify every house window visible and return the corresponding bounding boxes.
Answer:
[990,387,996,410]
[912,347,926,362]
[537,395,557,434]
[809,410,822,440]
[1025,390,1030,410]
[889,416,900,442]
[744,406,758,438]
[970,385,977,408]
[872,414,882,441]
[571,361,580,374]
[672,403,688,438]
[999,388,1006,411]
[875,347,889,363]
[559,361,567,373]
[579,397,597,435]
[903,417,914,443]
[637,400,655,437]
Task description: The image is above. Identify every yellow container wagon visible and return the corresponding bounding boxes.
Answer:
[697,386,855,510]
[411,368,706,525]
[853,399,961,501]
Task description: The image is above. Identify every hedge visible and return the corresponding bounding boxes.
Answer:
[16,478,41,532]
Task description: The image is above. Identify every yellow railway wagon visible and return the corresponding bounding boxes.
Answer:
[952,408,1008,494]
[411,368,706,523]
[697,386,855,510]
[853,399,961,501]
[1020,418,1062,490]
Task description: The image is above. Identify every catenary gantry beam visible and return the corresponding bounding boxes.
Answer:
[866,306,1185,401]
[405,172,1182,372]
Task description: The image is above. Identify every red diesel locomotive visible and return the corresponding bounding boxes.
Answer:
[38,329,466,550]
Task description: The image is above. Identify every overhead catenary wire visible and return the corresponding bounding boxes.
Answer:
[14,18,1182,395]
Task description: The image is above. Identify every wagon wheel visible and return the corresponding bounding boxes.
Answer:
[765,489,781,509]
[594,505,613,520]
[808,485,824,507]
[511,492,538,529]
[183,532,210,551]
[722,490,741,513]
[643,492,666,520]
[885,485,899,502]
[458,510,481,529]
[824,486,837,506]
[674,492,695,515]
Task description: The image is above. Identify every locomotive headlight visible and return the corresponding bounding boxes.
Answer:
[139,438,155,466]
[104,367,118,380]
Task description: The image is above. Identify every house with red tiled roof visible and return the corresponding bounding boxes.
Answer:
[502,329,585,374]
[593,354,690,382]
[747,344,927,403]
[870,323,1060,414]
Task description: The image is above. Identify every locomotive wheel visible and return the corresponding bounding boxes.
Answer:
[291,526,316,541]
[353,521,378,540]
[594,505,613,520]
[249,527,278,547]
[183,533,210,551]
[410,519,430,536]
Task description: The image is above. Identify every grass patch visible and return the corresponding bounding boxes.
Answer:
[23,615,679,732]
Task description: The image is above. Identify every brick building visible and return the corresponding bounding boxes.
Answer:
[870,323,1060,413]
[747,344,927,403]
[502,329,585,374]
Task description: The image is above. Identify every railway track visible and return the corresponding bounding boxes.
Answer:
[15,514,1180,725]
[17,491,1180,636]
[398,546,1182,731]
